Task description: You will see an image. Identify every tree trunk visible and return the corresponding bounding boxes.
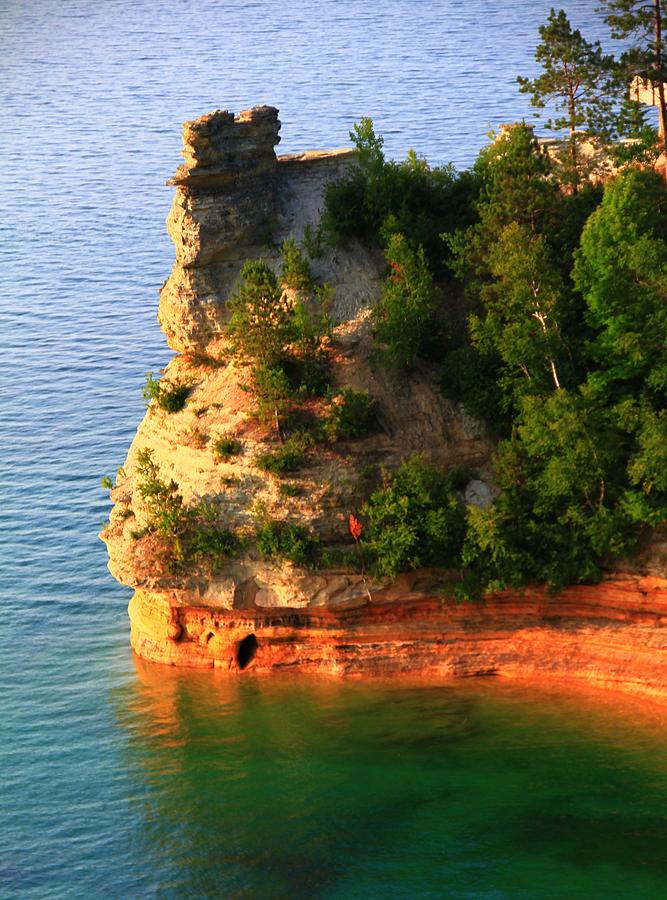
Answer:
[656,0,667,146]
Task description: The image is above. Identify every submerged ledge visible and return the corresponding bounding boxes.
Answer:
[128,575,667,702]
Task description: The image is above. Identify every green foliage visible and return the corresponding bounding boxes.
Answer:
[279,481,302,498]
[254,509,319,567]
[186,350,226,368]
[142,371,190,413]
[373,233,443,369]
[134,449,237,572]
[446,123,597,428]
[212,434,242,461]
[226,256,333,429]
[101,475,114,491]
[360,455,467,580]
[187,500,237,570]
[517,9,615,185]
[286,285,334,395]
[280,237,314,291]
[322,387,375,442]
[135,448,188,544]
[439,345,510,432]
[254,431,313,477]
[600,0,667,144]
[302,223,324,259]
[517,9,615,137]
[462,389,632,592]
[322,118,478,273]
[319,545,358,570]
[226,260,294,368]
[250,365,293,434]
[471,221,569,397]
[573,168,667,404]
[615,400,667,526]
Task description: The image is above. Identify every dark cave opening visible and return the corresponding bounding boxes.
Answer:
[237,633,258,670]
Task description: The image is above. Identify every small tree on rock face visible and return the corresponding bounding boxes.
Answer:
[226,260,294,369]
[374,232,441,369]
[517,8,615,185]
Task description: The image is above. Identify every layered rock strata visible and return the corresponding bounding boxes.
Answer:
[129,575,667,701]
[104,107,667,701]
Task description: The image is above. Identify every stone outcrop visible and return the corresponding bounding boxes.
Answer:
[103,107,667,701]
[128,574,667,702]
[157,105,367,351]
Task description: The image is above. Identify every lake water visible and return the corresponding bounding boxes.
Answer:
[2,1,666,896]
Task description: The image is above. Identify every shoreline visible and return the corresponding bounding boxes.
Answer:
[128,574,667,703]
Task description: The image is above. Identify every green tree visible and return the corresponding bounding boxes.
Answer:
[361,455,467,580]
[226,260,294,368]
[280,237,314,292]
[463,388,631,591]
[573,168,667,403]
[450,123,559,296]
[373,232,442,369]
[470,222,568,396]
[600,0,667,145]
[517,8,615,184]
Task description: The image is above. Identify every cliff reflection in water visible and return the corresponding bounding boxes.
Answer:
[112,665,667,898]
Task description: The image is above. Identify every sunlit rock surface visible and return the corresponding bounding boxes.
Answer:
[103,107,667,698]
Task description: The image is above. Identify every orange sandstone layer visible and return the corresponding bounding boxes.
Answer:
[128,575,667,701]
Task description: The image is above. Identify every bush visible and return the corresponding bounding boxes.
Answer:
[279,482,302,497]
[134,449,237,572]
[250,364,294,434]
[374,233,442,369]
[142,371,190,413]
[361,454,467,580]
[323,387,375,442]
[321,118,478,274]
[188,500,237,570]
[254,431,313,476]
[280,237,314,291]
[212,433,242,462]
[226,260,294,368]
[255,517,319,567]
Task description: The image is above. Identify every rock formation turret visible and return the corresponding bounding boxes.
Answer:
[102,108,667,699]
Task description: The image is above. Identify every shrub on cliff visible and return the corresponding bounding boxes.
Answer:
[226,260,294,368]
[373,233,443,370]
[212,433,242,462]
[360,454,467,580]
[322,118,478,274]
[254,431,313,477]
[134,448,237,571]
[142,371,190,413]
[322,387,375,442]
[280,237,314,292]
[253,504,319,567]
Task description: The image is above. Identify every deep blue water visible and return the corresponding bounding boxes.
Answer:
[3,2,667,897]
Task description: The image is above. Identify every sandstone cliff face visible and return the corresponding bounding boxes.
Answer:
[103,106,667,700]
[104,105,491,608]
[158,106,379,352]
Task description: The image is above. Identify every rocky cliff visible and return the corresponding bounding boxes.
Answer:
[103,106,667,701]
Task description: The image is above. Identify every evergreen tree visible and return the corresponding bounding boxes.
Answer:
[518,8,615,184]
[373,232,441,369]
[226,260,294,368]
[600,0,667,145]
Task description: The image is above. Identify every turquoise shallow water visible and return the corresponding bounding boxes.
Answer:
[2,1,666,896]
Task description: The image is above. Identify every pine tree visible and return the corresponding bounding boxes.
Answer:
[600,0,667,145]
[518,8,615,184]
